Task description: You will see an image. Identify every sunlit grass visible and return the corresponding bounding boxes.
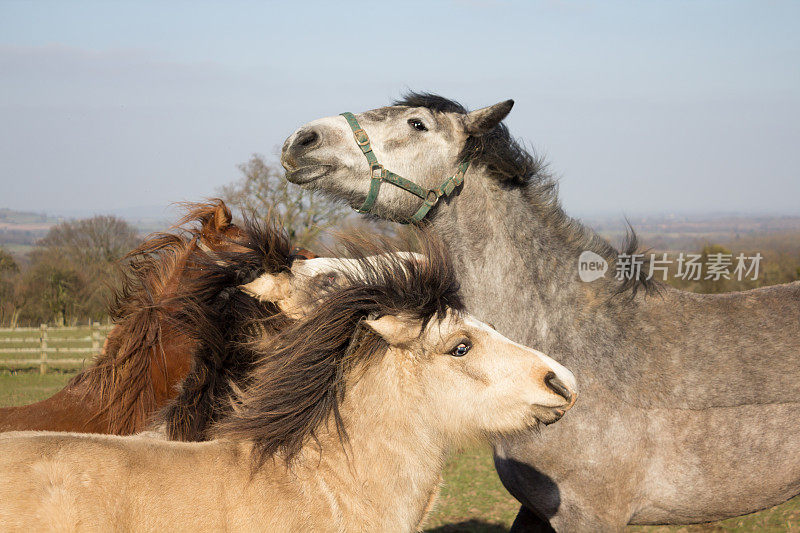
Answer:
[0,369,75,406]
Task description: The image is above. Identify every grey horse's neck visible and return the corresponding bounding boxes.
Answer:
[429,167,632,376]
[429,166,800,409]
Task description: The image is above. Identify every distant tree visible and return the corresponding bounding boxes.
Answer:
[219,154,349,247]
[20,258,82,326]
[37,215,139,265]
[0,248,22,326]
[0,248,18,274]
[23,216,140,324]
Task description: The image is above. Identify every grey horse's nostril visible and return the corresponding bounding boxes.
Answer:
[295,129,319,149]
[544,372,572,403]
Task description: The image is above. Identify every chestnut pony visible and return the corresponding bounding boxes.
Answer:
[0,200,308,436]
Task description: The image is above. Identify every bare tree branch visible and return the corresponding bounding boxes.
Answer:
[218,154,349,247]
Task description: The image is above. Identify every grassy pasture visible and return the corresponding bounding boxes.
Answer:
[0,367,798,532]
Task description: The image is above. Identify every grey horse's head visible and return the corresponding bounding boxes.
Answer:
[281,93,517,221]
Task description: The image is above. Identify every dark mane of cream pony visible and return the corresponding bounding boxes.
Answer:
[212,231,463,468]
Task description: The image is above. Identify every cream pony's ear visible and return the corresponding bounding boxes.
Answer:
[463,99,514,136]
[239,272,291,303]
[364,314,422,346]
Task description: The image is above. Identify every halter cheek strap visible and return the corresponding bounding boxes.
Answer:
[340,112,470,223]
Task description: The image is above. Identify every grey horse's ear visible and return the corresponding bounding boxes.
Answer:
[464,100,514,136]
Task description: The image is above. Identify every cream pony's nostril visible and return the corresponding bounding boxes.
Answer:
[544,372,573,404]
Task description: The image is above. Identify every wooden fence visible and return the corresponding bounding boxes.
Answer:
[0,323,111,374]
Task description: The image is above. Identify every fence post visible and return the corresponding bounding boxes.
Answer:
[39,324,48,375]
[91,322,100,353]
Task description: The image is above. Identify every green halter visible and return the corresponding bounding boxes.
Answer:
[340,112,470,223]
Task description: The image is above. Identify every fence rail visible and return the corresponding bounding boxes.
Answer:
[0,325,113,333]
[0,323,109,374]
[0,337,101,343]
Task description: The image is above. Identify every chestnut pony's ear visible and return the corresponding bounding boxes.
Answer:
[464,99,514,136]
[211,201,232,231]
[364,315,422,347]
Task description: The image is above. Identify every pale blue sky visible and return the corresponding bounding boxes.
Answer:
[1,0,798,217]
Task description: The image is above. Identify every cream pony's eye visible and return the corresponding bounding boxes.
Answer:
[407,118,427,132]
[450,341,471,357]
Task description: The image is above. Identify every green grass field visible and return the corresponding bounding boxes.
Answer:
[0,370,798,532]
[0,370,77,405]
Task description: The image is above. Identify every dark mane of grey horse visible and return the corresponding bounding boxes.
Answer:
[395,92,544,185]
[395,91,656,297]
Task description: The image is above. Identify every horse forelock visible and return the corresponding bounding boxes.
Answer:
[175,198,232,233]
[212,229,463,469]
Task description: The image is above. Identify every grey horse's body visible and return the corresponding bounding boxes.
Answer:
[442,181,800,529]
[281,93,800,531]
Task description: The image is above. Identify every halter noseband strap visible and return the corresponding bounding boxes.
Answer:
[340,112,470,223]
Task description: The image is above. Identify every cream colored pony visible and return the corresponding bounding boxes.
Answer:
[0,242,576,532]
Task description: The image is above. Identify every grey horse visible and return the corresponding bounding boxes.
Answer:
[280,93,800,532]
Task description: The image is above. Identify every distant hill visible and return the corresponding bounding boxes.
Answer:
[0,207,62,226]
[579,213,800,252]
[0,208,62,254]
[0,206,172,254]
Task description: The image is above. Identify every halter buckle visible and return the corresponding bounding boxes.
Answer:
[353,129,370,147]
[371,164,384,180]
[424,190,439,207]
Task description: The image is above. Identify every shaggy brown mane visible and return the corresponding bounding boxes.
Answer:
[157,213,297,441]
[71,200,296,435]
[70,232,193,435]
[213,230,463,468]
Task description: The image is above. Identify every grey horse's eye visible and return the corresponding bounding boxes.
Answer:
[408,118,427,132]
[450,341,471,357]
